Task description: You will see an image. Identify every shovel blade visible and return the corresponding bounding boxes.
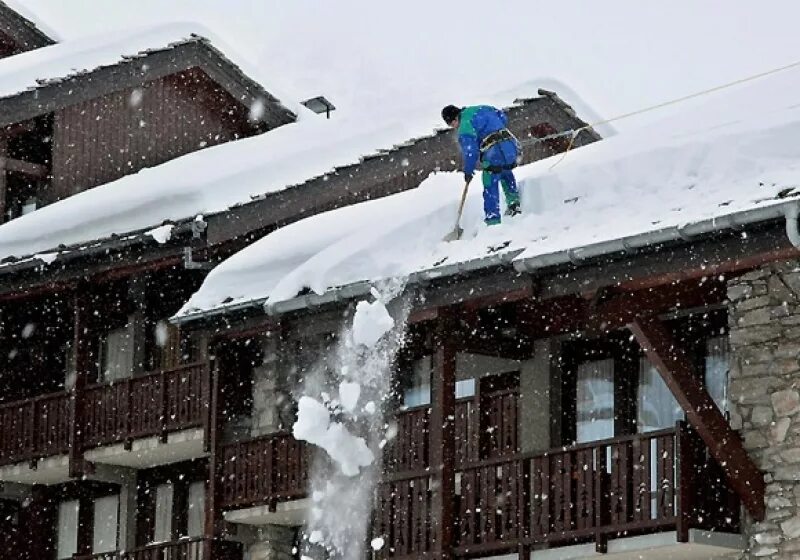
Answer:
[442,226,463,242]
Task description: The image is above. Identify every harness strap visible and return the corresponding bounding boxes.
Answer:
[480,128,517,153]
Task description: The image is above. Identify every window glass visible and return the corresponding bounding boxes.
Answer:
[455,378,476,399]
[153,483,174,543]
[403,358,431,407]
[705,336,730,414]
[576,359,615,443]
[187,481,205,538]
[637,358,683,432]
[56,500,79,560]
[100,322,134,383]
[92,495,119,553]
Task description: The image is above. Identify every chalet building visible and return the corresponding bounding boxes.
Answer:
[0,5,604,559]
[166,67,800,560]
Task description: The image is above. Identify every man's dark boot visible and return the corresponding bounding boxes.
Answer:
[506,201,521,217]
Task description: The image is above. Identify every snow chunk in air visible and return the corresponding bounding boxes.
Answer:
[351,298,395,348]
[292,396,374,477]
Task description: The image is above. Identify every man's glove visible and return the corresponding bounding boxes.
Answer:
[464,173,474,183]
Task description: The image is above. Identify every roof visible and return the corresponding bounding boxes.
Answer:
[0,1,55,51]
[0,82,597,267]
[175,63,800,322]
[0,22,295,127]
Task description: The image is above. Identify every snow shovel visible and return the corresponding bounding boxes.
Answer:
[443,178,472,242]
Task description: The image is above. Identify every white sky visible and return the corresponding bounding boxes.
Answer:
[12,0,800,130]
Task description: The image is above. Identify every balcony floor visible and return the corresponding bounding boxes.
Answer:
[84,428,207,468]
[0,454,69,485]
[224,498,310,527]
[484,530,743,560]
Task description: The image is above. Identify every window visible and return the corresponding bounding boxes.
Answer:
[705,336,730,414]
[186,481,205,538]
[153,483,174,543]
[64,340,76,390]
[402,358,431,407]
[637,358,682,432]
[92,495,119,554]
[455,378,476,399]
[99,323,134,383]
[151,320,182,371]
[575,359,615,443]
[56,500,79,560]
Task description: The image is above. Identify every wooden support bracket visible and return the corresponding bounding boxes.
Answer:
[628,316,765,521]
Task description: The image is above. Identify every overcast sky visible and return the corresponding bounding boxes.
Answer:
[14,1,800,130]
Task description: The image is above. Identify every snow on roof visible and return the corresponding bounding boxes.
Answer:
[0,81,589,263]
[0,22,256,102]
[177,65,800,320]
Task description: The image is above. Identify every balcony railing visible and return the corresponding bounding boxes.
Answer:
[74,537,242,560]
[372,423,740,559]
[0,363,209,467]
[82,363,209,448]
[220,431,309,510]
[0,390,71,465]
[385,389,519,474]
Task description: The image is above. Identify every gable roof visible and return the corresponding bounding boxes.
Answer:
[175,64,800,322]
[0,1,55,53]
[0,22,295,128]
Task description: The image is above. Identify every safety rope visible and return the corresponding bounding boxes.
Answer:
[518,58,800,170]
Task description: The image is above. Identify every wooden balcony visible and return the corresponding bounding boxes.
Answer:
[0,363,209,469]
[0,390,71,465]
[374,423,740,559]
[83,362,209,448]
[74,537,242,560]
[220,432,309,510]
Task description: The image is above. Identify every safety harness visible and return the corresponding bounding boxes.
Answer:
[480,128,521,172]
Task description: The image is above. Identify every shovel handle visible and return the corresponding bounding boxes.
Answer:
[454,178,472,226]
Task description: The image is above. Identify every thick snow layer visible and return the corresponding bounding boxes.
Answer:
[0,78,581,263]
[179,64,800,318]
[0,23,205,101]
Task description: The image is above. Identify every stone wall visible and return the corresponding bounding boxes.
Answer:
[251,332,294,437]
[246,525,297,560]
[728,261,800,558]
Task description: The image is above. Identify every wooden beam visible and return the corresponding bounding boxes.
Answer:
[68,288,92,478]
[628,316,765,520]
[0,156,48,179]
[429,308,457,560]
[0,137,6,223]
[204,344,225,547]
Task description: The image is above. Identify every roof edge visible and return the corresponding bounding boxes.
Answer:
[173,199,800,325]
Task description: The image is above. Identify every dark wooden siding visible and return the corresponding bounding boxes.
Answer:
[48,67,254,203]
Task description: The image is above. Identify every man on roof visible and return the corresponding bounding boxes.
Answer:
[442,104,521,225]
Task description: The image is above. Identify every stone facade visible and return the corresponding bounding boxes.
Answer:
[251,333,295,437]
[246,525,297,560]
[728,260,800,558]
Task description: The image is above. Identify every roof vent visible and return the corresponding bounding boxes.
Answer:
[301,96,336,119]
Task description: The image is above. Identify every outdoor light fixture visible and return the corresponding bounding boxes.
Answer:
[301,95,336,119]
